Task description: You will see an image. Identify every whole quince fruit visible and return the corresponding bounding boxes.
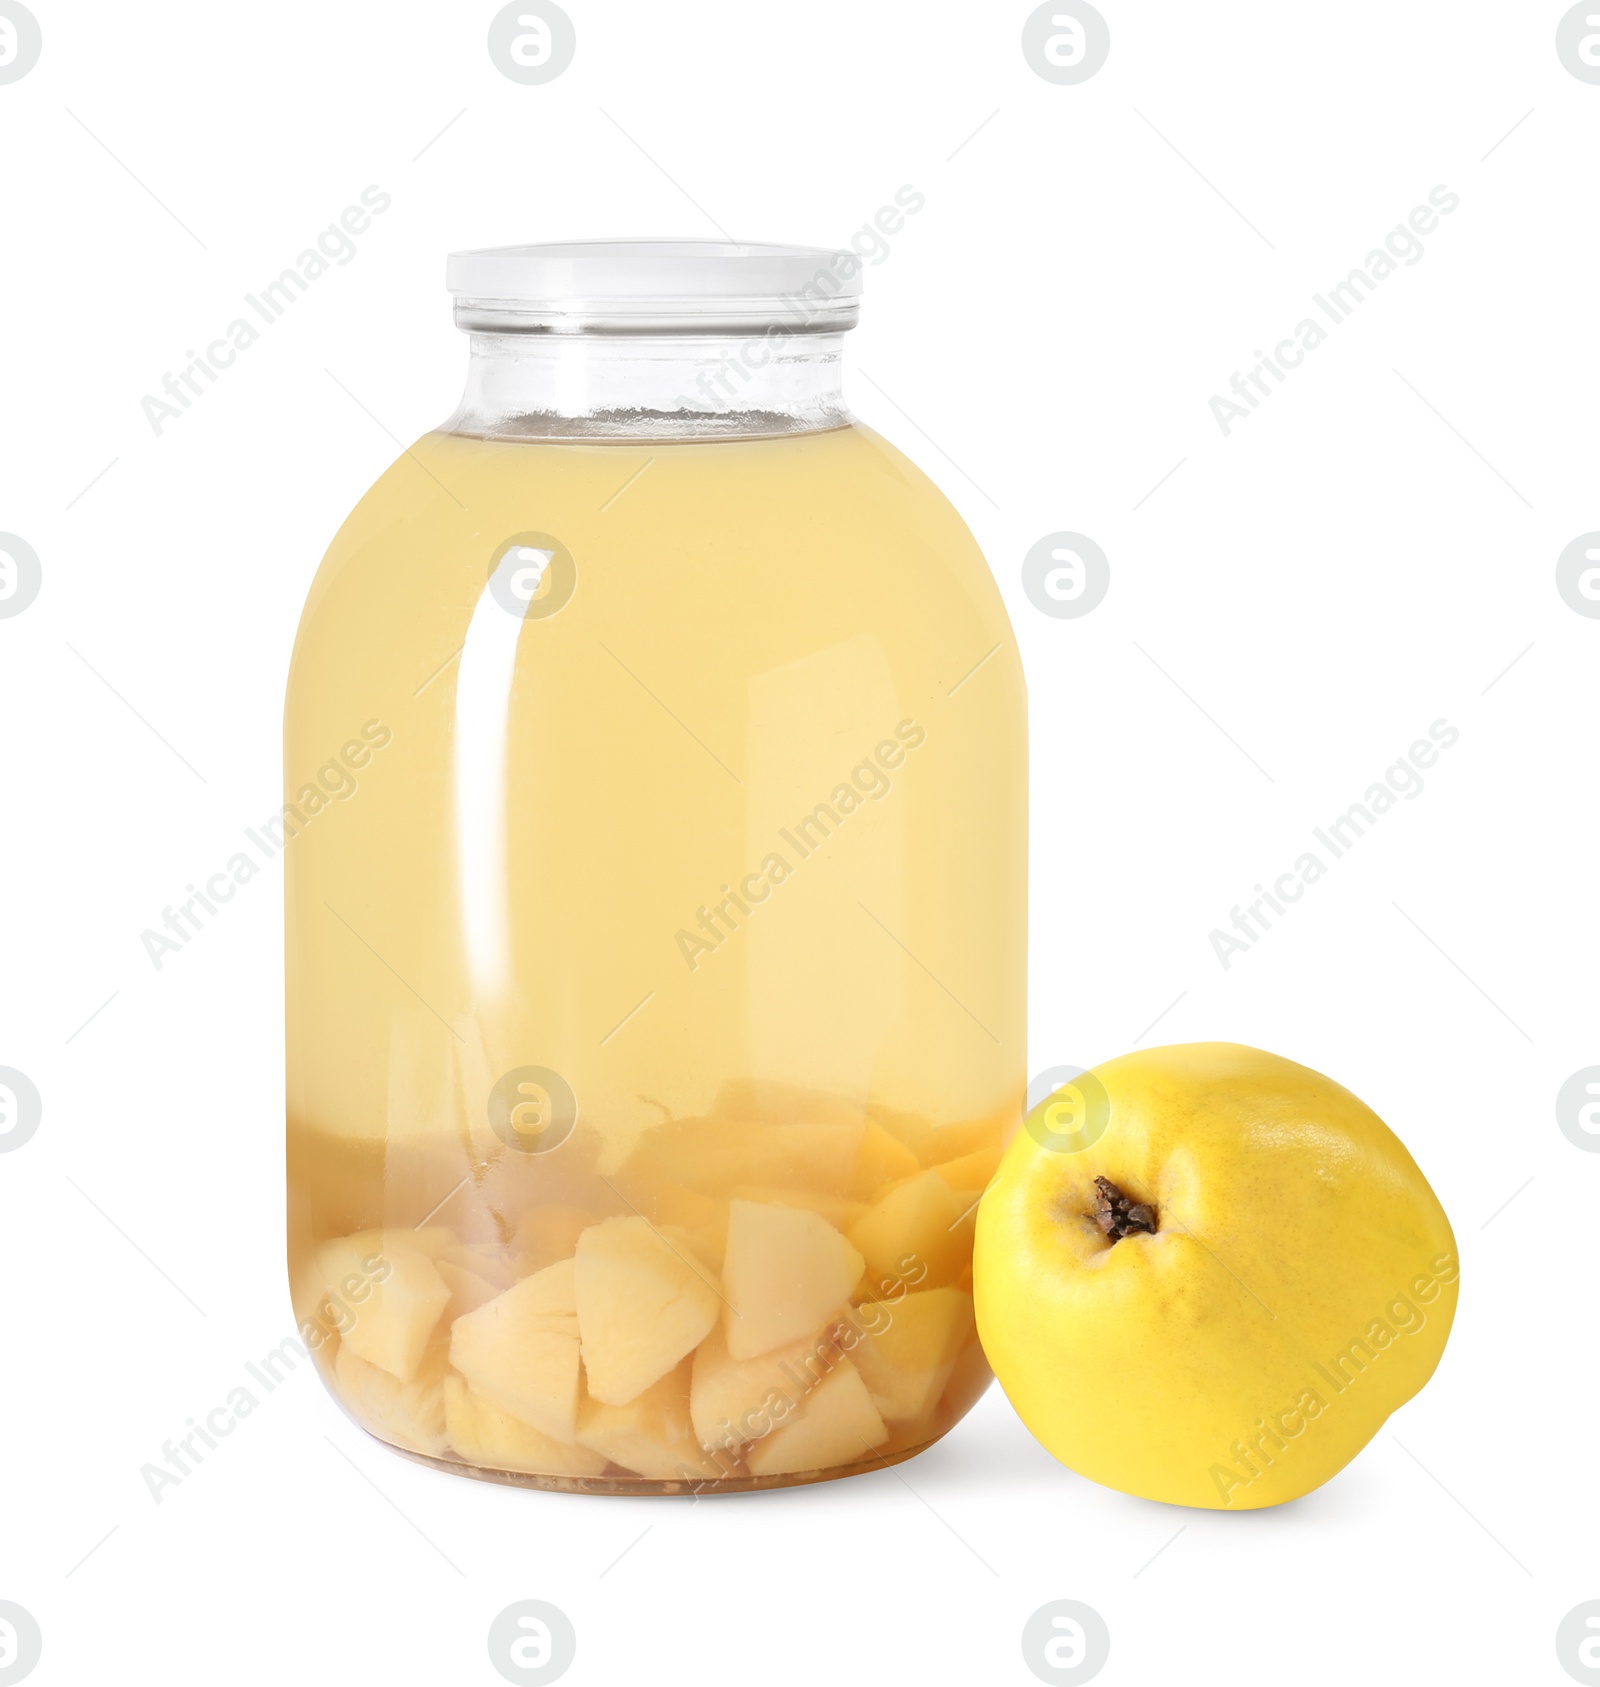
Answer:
[974,1043,1457,1509]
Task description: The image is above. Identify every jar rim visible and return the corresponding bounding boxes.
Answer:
[445,238,863,335]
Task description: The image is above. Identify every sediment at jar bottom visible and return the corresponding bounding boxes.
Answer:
[289,1092,1004,1487]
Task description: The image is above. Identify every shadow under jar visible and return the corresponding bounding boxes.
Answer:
[284,241,1027,1493]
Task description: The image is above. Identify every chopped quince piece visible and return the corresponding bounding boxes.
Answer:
[334,1337,450,1455]
[315,1232,451,1382]
[849,1121,922,1199]
[844,1289,975,1422]
[744,1358,888,1477]
[437,1260,502,1322]
[292,1250,344,1345]
[722,1200,864,1360]
[690,1322,840,1452]
[513,1256,578,1316]
[941,1336,995,1420]
[865,1103,937,1158]
[449,1266,583,1441]
[850,1268,906,1305]
[847,1169,972,1289]
[443,1376,605,1478]
[576,1358,724,1480]
[575,1217,721,1404]
[930,1146,1001,1194]
[916,1116,1004,1169]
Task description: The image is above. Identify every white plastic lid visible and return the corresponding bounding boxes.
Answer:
[445,239,862,335]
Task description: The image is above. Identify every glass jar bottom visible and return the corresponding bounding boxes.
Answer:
[377,1427,940,1497]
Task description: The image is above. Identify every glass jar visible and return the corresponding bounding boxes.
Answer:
[284,241,1027,1493]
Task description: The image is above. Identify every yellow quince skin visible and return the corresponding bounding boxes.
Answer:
[974,1043,1458,1510]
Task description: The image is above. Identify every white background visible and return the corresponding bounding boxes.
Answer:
[1,2,1596,1683]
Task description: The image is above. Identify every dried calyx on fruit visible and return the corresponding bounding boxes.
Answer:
[1091,1177,1157,1242]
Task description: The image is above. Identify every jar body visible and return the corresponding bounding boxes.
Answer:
[285,418,1026,1491]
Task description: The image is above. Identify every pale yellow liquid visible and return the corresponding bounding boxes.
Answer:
[285,421,1026,1489]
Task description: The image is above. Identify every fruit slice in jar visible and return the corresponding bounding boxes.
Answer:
[512,1256,578,1314]
[443,1377,606,1478]
[930,1147,1001,1195]
[577,1358,724,1480]
[849,1121,921,1198]
[846,1288,975,1423]
[575,1217,721,1405]
[939,1335,995,1420]
[722,1200,864,1359]
[689,1322,839,1453]
[437,1260,503,1322]
[848,1170,972,1289]
[916,1115,1004,1170]
[449,1260,584,1441]
[744,1358,888,1477]
[334,1338,450,1456]
[315,1231,451,1382]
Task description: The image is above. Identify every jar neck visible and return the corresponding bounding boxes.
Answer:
[443,330,852,442]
